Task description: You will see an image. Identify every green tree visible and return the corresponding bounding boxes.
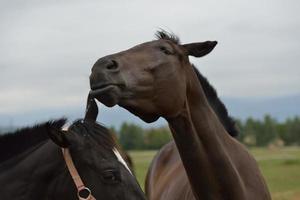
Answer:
[279,117,300,145]
[243,117,260,146]
[256,115,277,146]
[119,122,144,150]
[235,119,244,142]
[144,128,172,149]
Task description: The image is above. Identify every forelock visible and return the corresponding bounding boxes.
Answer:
[155,30,180,44]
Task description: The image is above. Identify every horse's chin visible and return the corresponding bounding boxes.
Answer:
[91,86,121,107]
[96,96,118,107]
[139,115,160,123]
[121,104,160,123]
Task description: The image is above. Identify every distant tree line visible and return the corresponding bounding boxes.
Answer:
[112,115,300,150]
[236,115,300,147]
[1,115,299,150]
[112,122,172,150]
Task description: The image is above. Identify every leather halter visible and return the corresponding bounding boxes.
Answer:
[62,148,96,200]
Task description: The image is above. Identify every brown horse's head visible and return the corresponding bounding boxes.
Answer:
[90,31,217,122]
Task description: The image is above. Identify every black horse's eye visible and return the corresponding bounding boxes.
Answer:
[101,170,120,183]
[159,46,173,55]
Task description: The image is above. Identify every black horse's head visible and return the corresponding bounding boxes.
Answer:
[47,105,146,199]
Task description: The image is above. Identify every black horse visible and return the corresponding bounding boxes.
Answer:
[0,100,146,200]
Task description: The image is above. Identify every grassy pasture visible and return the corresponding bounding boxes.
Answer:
[129,147,300,200]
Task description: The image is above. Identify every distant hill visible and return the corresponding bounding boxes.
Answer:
[0,126,16,134]
[0,95,299,128]
[222,95,300,121]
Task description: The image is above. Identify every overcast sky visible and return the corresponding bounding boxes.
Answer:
[0,0,299,127]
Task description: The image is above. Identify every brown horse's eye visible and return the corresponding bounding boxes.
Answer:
[159,46,173,55]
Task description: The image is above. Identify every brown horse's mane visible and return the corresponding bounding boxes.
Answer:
[0,118,66,163]
[192,66,239,137]
[156,30,239,137]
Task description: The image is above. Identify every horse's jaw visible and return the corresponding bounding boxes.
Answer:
[120,104,160,123]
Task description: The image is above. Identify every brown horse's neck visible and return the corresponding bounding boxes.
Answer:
[166,66,246,200]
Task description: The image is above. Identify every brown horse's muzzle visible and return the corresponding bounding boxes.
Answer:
[89,56,125,107]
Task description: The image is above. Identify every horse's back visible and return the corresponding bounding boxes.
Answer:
[146,141,196,200]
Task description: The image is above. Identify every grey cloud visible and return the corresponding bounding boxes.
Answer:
[0,0,299,126]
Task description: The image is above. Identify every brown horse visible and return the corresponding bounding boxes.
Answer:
[89,31,271,200]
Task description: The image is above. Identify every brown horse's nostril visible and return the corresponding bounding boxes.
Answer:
[106,60,119,71]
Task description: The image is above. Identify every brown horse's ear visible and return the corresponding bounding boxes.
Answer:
[47,128,70,148]
[182,41,217,57]
[84,95,98,122]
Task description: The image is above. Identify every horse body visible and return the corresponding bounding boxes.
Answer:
[146,134,267,200]
[146,141,195,200]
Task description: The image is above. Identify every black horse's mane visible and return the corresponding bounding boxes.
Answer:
[155,30,239,137]
[69,120,117,151]
[0,119,66,163]
[0,118,118,164]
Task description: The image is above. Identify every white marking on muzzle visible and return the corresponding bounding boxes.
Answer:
[113,148,132,175]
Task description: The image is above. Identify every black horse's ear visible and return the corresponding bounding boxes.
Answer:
[47,128,70,148]
[84,95,98,122]
[182,41,217,57]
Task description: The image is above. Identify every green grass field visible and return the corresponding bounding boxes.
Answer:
[129,147,300,200]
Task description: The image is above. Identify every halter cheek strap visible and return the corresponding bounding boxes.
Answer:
[62,148,96,200]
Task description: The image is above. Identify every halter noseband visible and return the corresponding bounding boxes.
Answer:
[62,148,96,200]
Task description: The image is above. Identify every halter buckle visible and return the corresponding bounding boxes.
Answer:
[78,186,92,200]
